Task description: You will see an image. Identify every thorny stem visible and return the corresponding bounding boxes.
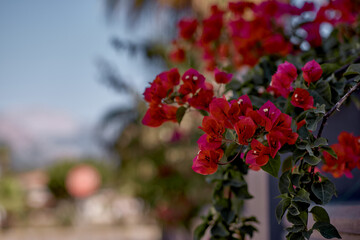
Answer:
[311,80,360,175]
[218,145,244,165]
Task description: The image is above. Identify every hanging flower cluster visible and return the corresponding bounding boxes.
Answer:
[170,0,359,70]
[140,1,360,239]
[322,132,360,178]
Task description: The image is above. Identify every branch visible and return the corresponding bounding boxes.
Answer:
[317,80,360,139]
[218,145,244,165]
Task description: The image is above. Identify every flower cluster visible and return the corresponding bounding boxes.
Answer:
[268,60,320,110]
[193,98,298,175]
[170,0,359,70]
[142,68,215,127]
[322,132,360,178]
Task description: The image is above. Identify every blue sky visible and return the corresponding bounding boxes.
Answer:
[0,0,167,124]
[0,0,171,167]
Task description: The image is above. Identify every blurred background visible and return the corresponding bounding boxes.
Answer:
[0,0,359,240]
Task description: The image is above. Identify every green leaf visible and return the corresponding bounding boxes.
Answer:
[293,189,311,204]
[287,211,308,226]
[276,197,291,223]
[321,146,338,159]
[221,208,236,225]
[315,80,332,103]
[261,154,281,178]
[176,106,187,123]
[302,229,313,239]
[303,154,321,165]
[310,206,330,223]
[287,232,305,240]
[194,222,209,240]
[293,149,306,162]
[311,180,336,205]
[344,63,360,76]
[282,156,293,173]
[288,204,301,216]
[279,171,290,194]
[305,145,314,156]
[211,221,230,237]
[305,112,320,131]
[286,224,305,233]
[312,222,341,239]
[198,109,209,116]
[239,224,258,238]
[312,137,328,147]
[321,63,340,77]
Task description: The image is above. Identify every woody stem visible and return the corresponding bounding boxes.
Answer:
[218,145,244,165]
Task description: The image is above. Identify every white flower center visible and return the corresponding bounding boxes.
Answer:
[193,76,198,80]
[185,75,190,79]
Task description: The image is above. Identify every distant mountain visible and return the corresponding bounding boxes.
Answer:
[0,108,104,170]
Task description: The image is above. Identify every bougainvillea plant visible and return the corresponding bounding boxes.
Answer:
[142,0,360,239]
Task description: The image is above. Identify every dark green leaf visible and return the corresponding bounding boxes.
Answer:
[321,146,338,159]
[313,222,341,239]
[239,224,258,238]
[305,111,320,131]
[211,222,229,237]
[276,197,291,223]
[312,137,328,147]
[279,171,290,194]
[288,204,301,216]
[194,222,209,240]
[286,224,305,233]
[287,231,305,240]
[310,206,330,223]
[293,149,306,162]
[321,63,340,77]
[311,180,336,205]
[290,174,302,188]
[282,156,293,173]
[304,154,321,165]
[293,189,311,204]
[305,145,314,156]
[287,211,308,226]
[302,229,313,239]
[261,154,281,178]
[344,63,360,76]
[198,109,209,116]
[176,106,187,123]
[221,208,236,224]
[314,80,332,103]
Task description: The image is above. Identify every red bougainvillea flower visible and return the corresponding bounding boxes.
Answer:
[142,104,178,127]
[234,117,257,145]
[277,61,298,80]
[267,61,297,98]
[267,72,294,98]
[188,82,214,111]
[197,134,222,151]
[246,139,271,168]
[291,88,315,110]
[179,69,206,95]
[192,148,224,175]
[227,95,253,125]
[209,97,233,128]
[143,68,180,104]
[169,46,185,63]
[302,60,323,85]
[199,5,224,44]
[256,101,282,131]
[214,69,233,84]
[199,116,225,139]
[322,132,360,178]
[178,18,198,40]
